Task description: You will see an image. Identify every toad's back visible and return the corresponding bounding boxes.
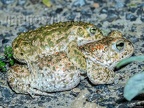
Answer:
[12,21,103,62]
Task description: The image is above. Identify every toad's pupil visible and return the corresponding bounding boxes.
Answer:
[116,42,124,51]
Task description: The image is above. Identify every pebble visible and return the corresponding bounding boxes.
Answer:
[22,10,33,16]
[111,25,124,30]
[136,7,143,16]
[73,0,86,7]
[81,10,91,19]
[29,0,40,4]
[106,13,119,22]
[38,100,44,107]
[0,34,3,47]
[131,25,137,32]
[20,95,32,100]
[100,7,108,14]
[140,15,144,22]
[4,32,13,37]
[1,0,15,4]
[46,97,51,102]
[126,13,137,21]
[67,13,76,20]
[18,26,28,33]
[1,87,13,102]
[93,0,106,7]
[119,10,125,16]
[18,0,27,5]
[100,7,119,22]
[87,93,98,102]
[92,3,99,8]
[90,7,95,11]
[114,0,125,9]
[55,8,63,13]
[2,38,9,44]
[48,106,52,108]
[117,104,128,108]
[128,7,137,13]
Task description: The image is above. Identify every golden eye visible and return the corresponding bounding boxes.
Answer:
[89,27,97,34]
[112,40,125,52]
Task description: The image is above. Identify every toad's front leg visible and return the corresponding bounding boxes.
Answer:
[86,60,114,85]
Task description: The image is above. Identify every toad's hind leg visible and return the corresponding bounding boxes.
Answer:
[7,64,30,94]
[32,52,81,92]
[86,60,114,84]
[7,64,52,97]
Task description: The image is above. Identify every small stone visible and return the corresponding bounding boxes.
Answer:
[114,0,125,9]
[38,101,44,107]
[111,25,124,30]
[140,15,144,22]
[1,0,15,4]
[100,7,108,14]
[93,0,106,6]
[72,88,81,93]
[128,7,137,13]
[125,0,130,4]
[126,13,137,21]
[136,7,143,16]
[73,0,86,7]
[2,39,9,44]
[22,10,33,16]
[46,97,51,102]
[55,8,63,13]
[4,32,13,37]
[107,104,115,108]
[90,7,95,11]
[18,0,27,5]
[117,104,128,108]
[67,14,76,20]
[106,13,119,22]
[87,93,98,101]
[18,26,28,33]
[81,10,91,17]
[2,88,13,101]
[29,0,40,4]
[119,10,125,16]
[48,106,52,108]
[131,25,136,32]
[93,3,99,8]
[0,34,3,47]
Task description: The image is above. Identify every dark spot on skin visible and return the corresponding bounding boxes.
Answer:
[14,44,18,48]
[20,53,23,56]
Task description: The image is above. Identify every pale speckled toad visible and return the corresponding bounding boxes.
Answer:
[7,21,134,96]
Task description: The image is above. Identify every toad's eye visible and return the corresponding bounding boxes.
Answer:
[112,40,125,52]
[89,27,97,34]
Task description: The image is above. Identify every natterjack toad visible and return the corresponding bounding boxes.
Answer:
[7,21,134,96]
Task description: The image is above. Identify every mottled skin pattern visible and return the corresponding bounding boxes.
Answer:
[7,21,134,96]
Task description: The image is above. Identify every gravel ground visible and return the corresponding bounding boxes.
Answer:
[0,0,144,108]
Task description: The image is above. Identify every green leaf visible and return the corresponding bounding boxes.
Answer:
[124,72,144,101]
[0,61,6,67]
[7,53,12,58]
[42,0,52,7]
[1,67,6,72]
[9,59,14,66]
[116,55,144,68]
[0,60,6,72]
